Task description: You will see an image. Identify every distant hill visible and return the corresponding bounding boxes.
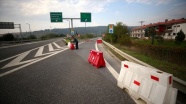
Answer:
[1,26,138,38]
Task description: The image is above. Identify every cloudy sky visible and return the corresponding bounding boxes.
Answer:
[0,0,186,34]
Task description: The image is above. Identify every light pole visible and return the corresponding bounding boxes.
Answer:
[67,20,70,29]
[85,19,87,34]
[67,20,71,35]
[26,23,31,37]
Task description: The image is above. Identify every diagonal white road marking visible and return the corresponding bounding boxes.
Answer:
[0,48,68,77]
[0,41,85,77]
[0,39,63,63]
[53,42,61,48]
[2,51,40,69]
[48,43,54,51]
[35,46,44,57]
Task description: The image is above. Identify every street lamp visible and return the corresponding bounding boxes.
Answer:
[26,23,31,36]
[67,20,70,29]
[85,19,87,34]
[67,20,71,35]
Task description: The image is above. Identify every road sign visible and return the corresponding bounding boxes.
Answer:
[0,22,14,29]
[80,12,91,22]
[50,12,63,22]
[108,24,114,33]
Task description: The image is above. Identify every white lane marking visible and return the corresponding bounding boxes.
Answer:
[2,51,40,69]
[104,60,119,79]
[48,43,54,51]
[53,42,61,48]
[0,39,63,63]
[0,38,62,49]
[0,48,68,77]
[95,40,142,104]
[35,46,44,57]
[0,48,39,63]
[0,41,85,77]
[95,42,119,80]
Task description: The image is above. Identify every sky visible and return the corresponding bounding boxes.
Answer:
[0,0,186,34]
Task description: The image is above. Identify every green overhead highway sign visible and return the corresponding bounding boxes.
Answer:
[50,12,63,22]
[80,12,91,22]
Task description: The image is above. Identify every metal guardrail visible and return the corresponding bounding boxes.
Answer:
[0,40,33,45]
[102,40,186,94]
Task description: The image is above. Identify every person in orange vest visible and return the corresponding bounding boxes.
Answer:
[71,35,78,49]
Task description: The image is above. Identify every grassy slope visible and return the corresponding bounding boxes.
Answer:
[105,39,186,81]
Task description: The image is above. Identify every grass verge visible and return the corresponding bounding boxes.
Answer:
[104,43,186,81]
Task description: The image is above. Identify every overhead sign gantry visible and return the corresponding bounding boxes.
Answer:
[50,12,91,35]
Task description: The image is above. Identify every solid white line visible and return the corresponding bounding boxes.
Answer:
[0,38,62,49]
[35,46,44,57]
[53,42,61,48]
[104,60,119,79]
[96,40,143,104]
[95,42,119,80]
[0,48,68,77]
[48,43,54,51]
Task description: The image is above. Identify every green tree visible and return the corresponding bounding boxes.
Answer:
[28,35,37,39]
[175,30,185,44]
[103,22,131,46]
[3,33,15,41]
[114,22,128,43]
[145,27,156,45]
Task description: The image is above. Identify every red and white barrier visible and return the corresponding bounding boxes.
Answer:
[97,39,102,44]
[88,49,105,68]
[118,61,177,104]
[70,43,75,50]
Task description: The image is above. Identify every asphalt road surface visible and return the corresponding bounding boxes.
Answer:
[0,38,135,104]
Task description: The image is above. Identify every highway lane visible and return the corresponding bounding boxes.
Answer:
[0,38,64,60]
[0,38,135,104]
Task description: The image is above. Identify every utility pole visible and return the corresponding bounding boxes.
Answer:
[139,21,145,26]
[67,20,70,35]
[26,23,31,37]
[139,21,145,38]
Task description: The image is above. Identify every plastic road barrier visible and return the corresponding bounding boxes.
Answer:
[97,39,102,44]
[68,42,71,48]
[117,61,178,104]
[88,49,105,68]
[70,43,75,50]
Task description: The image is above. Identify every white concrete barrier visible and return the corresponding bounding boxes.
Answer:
[118,61,177,104]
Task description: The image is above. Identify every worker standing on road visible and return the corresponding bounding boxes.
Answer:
[72,35,78,49]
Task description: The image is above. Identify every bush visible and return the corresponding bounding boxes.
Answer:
[40,33,59,40]
[132,42,186,65]
[79,34,94,39]
[28,35,37,39]
[2,33,15,41]
[119,35,132,47]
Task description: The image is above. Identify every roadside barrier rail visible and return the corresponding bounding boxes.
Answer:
[102,40,186,94]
